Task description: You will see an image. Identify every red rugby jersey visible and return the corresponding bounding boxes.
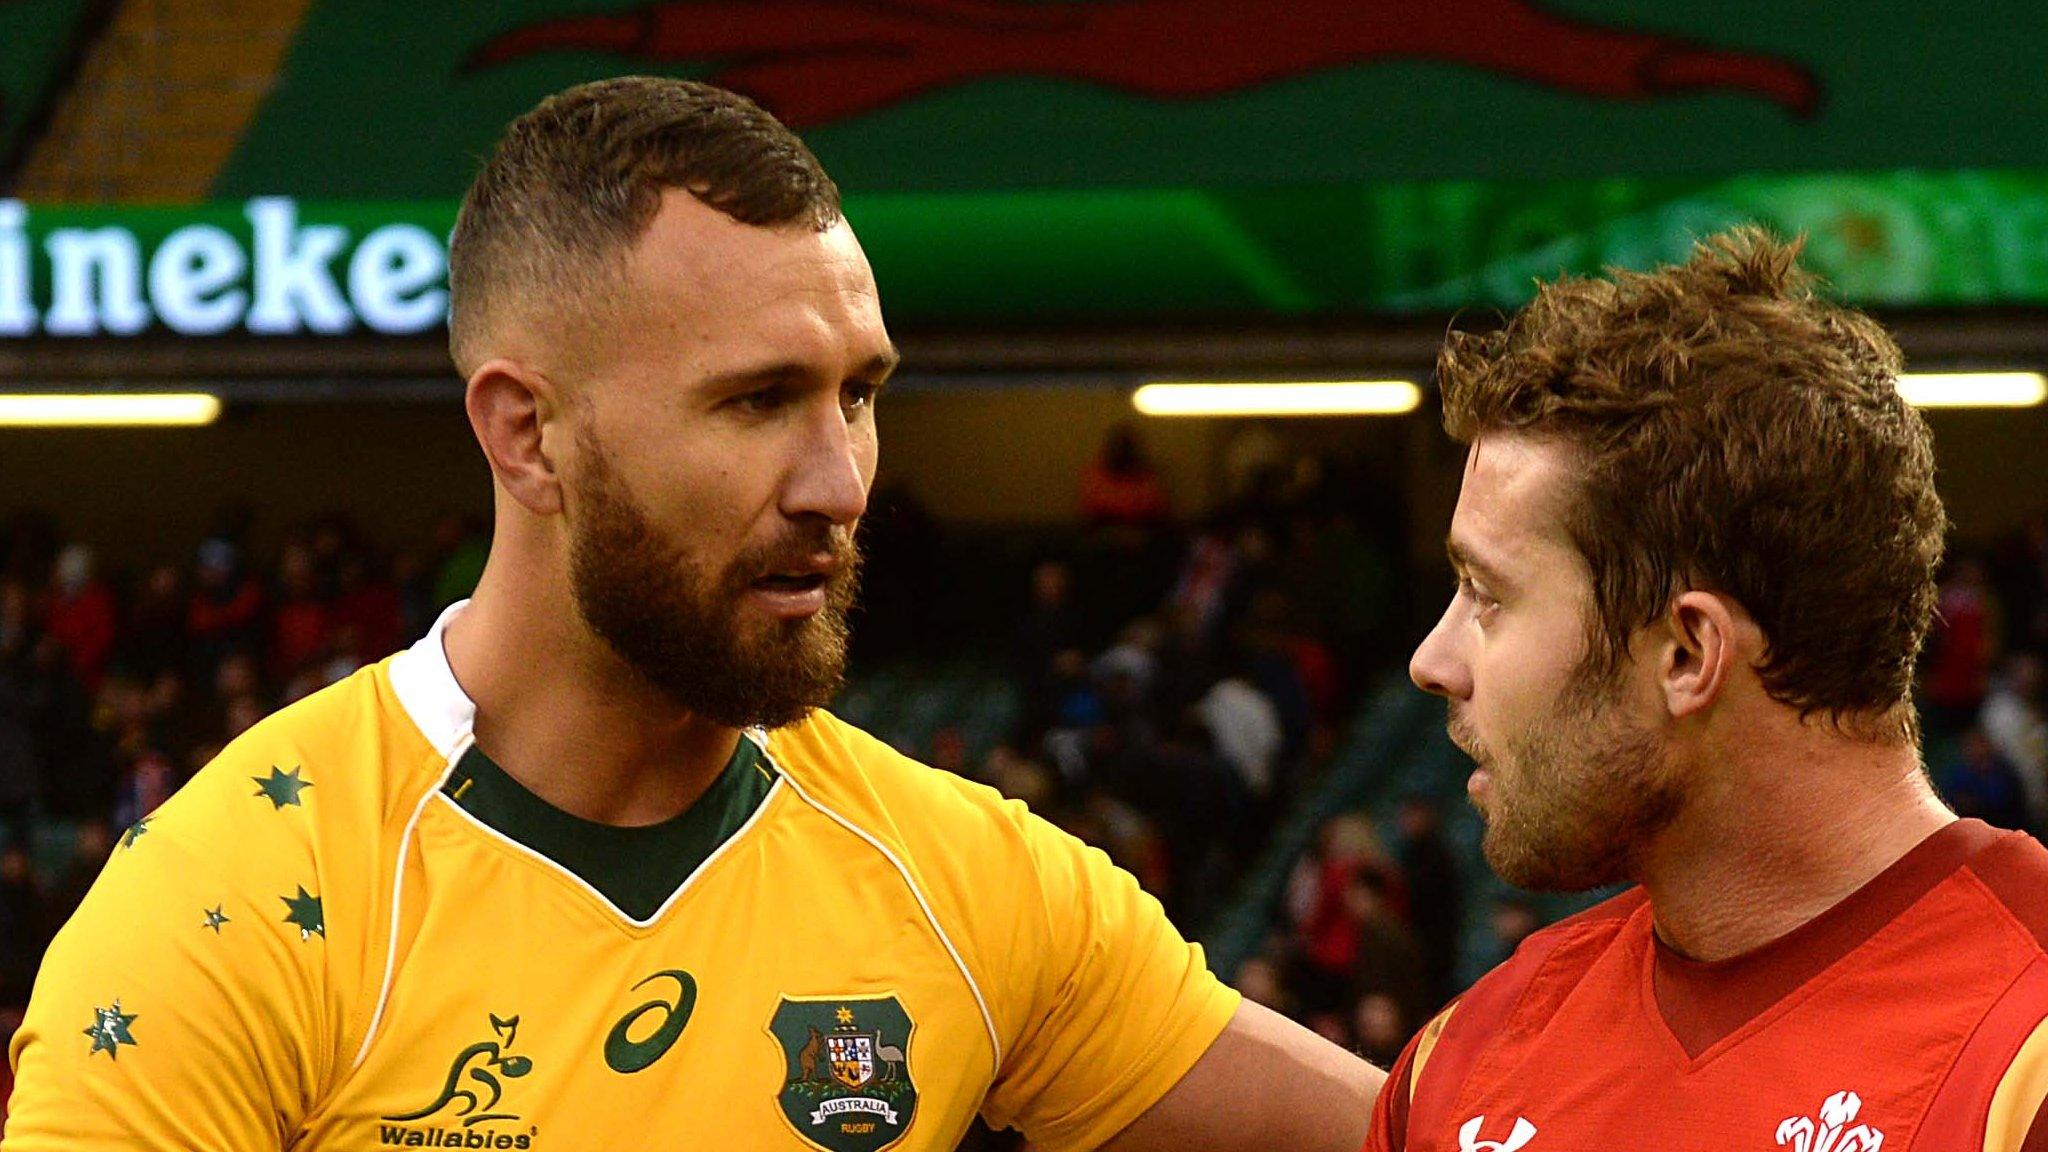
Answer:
[1365,819,2048,1152]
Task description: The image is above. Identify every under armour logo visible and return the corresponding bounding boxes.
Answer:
[1777,1091,1883,1152]
[1460,1115,1538,1152]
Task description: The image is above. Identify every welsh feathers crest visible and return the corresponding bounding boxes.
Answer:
[1777,1091,1884,1152]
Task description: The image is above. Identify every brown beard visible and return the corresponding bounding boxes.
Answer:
[1454,659,1684,892]
[565,437,860,730]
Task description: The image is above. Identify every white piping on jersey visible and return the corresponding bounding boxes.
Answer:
[351,736,467,1073]
[754,730,1005,1081]
[433,774,789,929]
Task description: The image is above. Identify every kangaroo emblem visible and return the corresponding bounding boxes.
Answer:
[383,1014,533,1127]
[796,1024,830,1084]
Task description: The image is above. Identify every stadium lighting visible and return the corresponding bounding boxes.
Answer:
[1133,380,1422,417]
[1896,372,2047,408]
[0,393,223,427]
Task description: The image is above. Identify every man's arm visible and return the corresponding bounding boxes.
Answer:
[5,769,337,1150]
[1099,999,1384,1152]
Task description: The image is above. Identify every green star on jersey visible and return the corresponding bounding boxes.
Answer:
[281,887,325,940]
[202,905,231,932]
[253,765,312,810]
[83,1000,138,1059]
[120,818,149,849]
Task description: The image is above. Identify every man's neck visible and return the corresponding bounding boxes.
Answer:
[441,575,741,828]
[1641,723,1954,963]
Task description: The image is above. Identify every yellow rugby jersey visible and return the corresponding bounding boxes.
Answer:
[7,605,1238,1152]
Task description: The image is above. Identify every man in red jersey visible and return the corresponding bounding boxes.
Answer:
[1368,229,2048,1152]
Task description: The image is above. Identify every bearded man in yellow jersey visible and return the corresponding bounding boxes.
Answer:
[5,78,1380,1151]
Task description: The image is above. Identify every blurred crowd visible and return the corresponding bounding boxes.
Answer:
[0,507,493,1024]
[4,425,2047,1131]
[1917,530,2048,835]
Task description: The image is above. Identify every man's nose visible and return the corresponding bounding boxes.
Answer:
[781,402,869,526]
[1409,602,1471,700]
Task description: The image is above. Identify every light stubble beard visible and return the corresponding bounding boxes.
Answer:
[565,439,861,731]
[1452,661,1686,892]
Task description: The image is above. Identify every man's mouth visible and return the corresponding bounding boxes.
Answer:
[752,572,831,593]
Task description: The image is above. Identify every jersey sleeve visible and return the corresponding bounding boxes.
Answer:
[5,757,341,1148]
[1362,1028,1422,1152]
[966,793,1240,1151]
[1985,1013,2048,1152]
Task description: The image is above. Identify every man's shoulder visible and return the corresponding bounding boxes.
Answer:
[148,658,447,867]
[763,709,1015,832]
[1959,824,2048,953]
[1442,889,1647,1038]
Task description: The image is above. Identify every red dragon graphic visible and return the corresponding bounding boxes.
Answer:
[465,0,1821,128]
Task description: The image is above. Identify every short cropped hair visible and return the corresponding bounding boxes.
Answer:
[448,77,842,374]
[1437,228,1946,743]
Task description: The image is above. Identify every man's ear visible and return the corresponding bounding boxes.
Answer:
[465,358,567,516]
[1660,590,1745,720]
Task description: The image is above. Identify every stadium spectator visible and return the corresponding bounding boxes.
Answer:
[1393,798,1464,1011]
[42,544,116,691]
[1937,727,2033,832]
[1233,955,1292,1014]
[119,563,188,678]
[268,541,332,680]
[186,538,264,671]
[0,632,40,850]
[1078,423,1172,528]
[1352,991,1410,1068]
[1922,554,2001,734]
[0,841,42,1005]
[1013,560,1084,742]
[1198,664,1283,798]
[1982,652,2048,827]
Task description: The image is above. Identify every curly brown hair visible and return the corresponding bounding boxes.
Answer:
[449,77,842,375]
[1437,228,1946,744]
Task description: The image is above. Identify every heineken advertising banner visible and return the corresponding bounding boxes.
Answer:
[2,0,2045,326]
[5,173,2046,335]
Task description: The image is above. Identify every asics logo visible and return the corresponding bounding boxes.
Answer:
[603,969,698,1074]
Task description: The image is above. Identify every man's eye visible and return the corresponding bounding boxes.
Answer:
[1460,577,1500,618]
[734,387,787,413]
[843,381,881,411]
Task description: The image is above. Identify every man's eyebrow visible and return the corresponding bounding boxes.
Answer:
[699,346,901,391]
[1446,536,1513,588]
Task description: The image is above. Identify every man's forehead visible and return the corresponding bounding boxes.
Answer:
[615,192,887,368]
[1451,434,1579,568]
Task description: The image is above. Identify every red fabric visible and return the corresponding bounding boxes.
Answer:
[1285,635,1343,721]
[1388,822,2048,1151]
[268,598,333,678]
[1300,857,1411,973]
[330,580,404,663]
[43,581,117,688]
[1651,819,2001,1058]
[1362,1020,1424,1152]
[186,580,263,640]
[1924,585,1993,708]
[1077,461,1169,527]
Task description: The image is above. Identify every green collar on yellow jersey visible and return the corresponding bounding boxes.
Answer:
[443,735,779,921]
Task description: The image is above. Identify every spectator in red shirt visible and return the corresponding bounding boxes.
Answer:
[42,545,116,691]
[1078,424,1171,528]
[1923,555,2001,733]
[267,542,332,680]
[186,539,263,670]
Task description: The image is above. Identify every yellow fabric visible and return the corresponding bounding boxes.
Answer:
[1986,1014,2048,1152]
[7,646,1236,1152]
[1407,1003,1458,1105]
